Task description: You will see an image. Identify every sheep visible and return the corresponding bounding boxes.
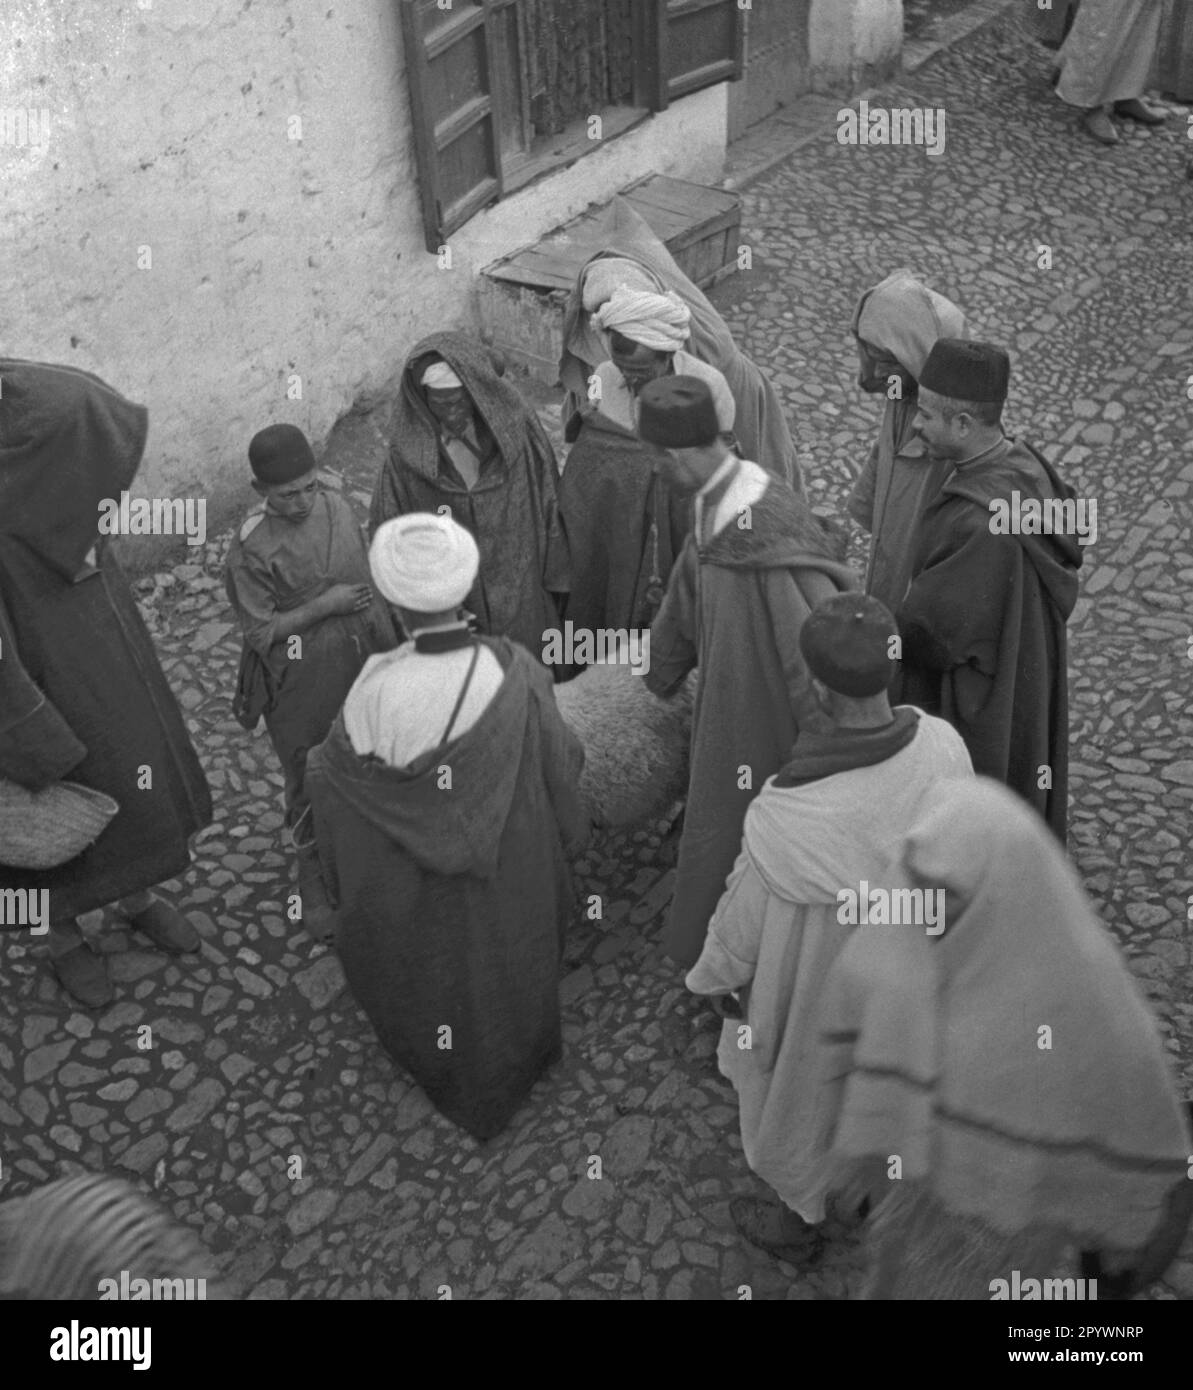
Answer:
[554,660,695,830]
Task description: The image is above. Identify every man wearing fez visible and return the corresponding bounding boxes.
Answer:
[305,513,588,1140]
[897,340,1082,839]
[687,595,972,1259]
[641,376,856,970]
[559,287,739,636]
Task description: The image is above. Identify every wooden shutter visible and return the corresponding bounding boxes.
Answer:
[400,0,506,252]
[653,0,743,110]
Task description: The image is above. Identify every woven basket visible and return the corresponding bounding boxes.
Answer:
[0,777,119,871]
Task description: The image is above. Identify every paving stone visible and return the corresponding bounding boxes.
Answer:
[167,1078,225,1132]
[18,1088,49,1126]
[127,1088,173,1122]
[119,1132,169,1173]
[49,1124,82,1153]
[221,1053,256,1084]
[286,1188,340,1236]
[24,1041,74,1084]
[69,1102,107,1128]
[98,1079,138,1102]
[294,957,345,1010]
[1125,903,1170,931]
[21,1015,58,1050]
[345,1134,398,1186]
[602,1115,654,1177]
[108,953,167,983]
[233,966,272,998]
[498,1213,579,1280]
[59,1062,107,1088]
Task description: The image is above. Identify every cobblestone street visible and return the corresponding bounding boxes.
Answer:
[2,5,1191,1299]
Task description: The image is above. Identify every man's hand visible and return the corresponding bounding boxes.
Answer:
[323,583,374,616]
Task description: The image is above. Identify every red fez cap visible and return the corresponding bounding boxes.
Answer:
[637,375,720,448]
[919,339,1010,403]
[799,593,899,697]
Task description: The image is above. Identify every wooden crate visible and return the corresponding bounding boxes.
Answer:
[620,173,741,290]
[479,174,742,384]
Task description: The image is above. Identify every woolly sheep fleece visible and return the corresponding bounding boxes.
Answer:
[554,662,695,828]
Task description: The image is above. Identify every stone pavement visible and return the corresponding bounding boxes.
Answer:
[2,5,1191,1299]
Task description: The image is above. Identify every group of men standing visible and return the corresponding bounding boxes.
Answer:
[1,244,1084,1079]
[11,226,1185,1301]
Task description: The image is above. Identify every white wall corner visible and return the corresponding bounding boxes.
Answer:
[809,0,904,93]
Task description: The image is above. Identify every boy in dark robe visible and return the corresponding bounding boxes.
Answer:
[896,340,1083,841]
[225,425,395,936]
[640,378,856,970]
[306,513,589,1139]
[369,334,568,661]
[0,359,212,1007]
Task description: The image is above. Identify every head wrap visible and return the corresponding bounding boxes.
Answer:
[595,286,692,354]
[389,334,547,487]
[368,512,479,613]
[0,358,148,580]
[853,268,968,382]
[248,424,317,485]
[637,375,720,449]
[581,256,659,313]
[799,593,898,697]
[420,360,464,391]
[919,339,1010,403]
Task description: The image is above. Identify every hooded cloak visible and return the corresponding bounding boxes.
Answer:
[897,438,1082,839]
[686,710,973,1222]
[846,269,967,612]
[0,359,211,919]
[369,333,568,659]
[306,638,588,1139]
[820,779,1191,1293]
[646,476,857,966]
[559,198,800,488]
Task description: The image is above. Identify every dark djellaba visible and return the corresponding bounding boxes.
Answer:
[0,358,212,1008]
[306,512,590,1141]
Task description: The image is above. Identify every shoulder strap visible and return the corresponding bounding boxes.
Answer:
[440,642,482,747]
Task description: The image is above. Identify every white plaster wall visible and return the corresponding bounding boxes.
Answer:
[809,0,903,91]
[0,0,727,527]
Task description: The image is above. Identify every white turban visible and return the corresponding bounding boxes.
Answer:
[581,257,659,313]
[369,513,479,612]
[420,361,464,390]
[594,286,692,353]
